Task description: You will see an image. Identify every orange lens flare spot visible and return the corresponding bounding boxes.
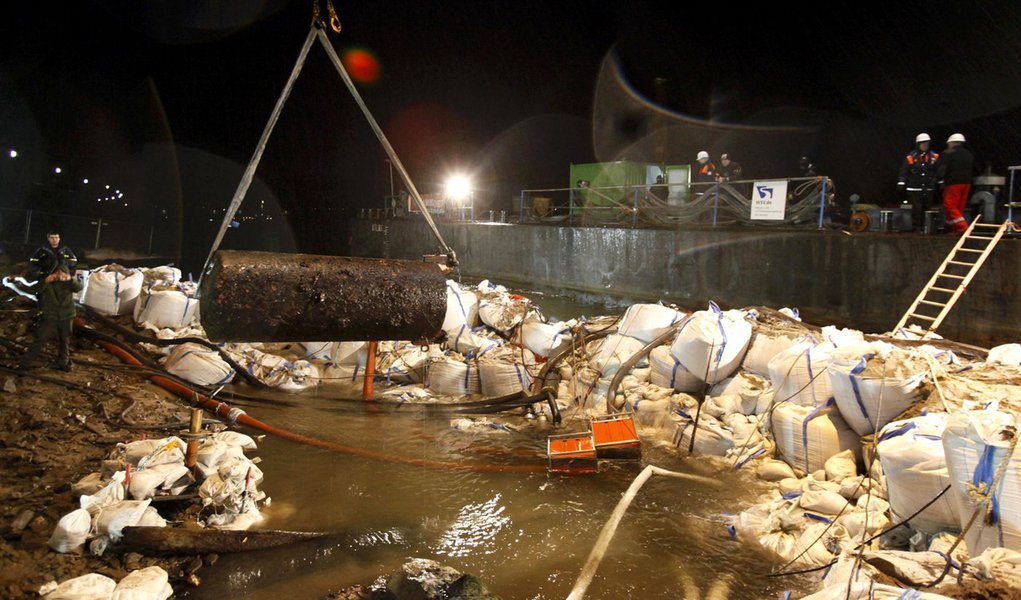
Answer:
[342,48,380,84]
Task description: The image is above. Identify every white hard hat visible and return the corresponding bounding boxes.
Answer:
[696,150,709,161]
[947,133,966,144]
[915,133,931,143]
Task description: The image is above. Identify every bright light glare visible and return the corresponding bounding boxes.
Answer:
[8,150,17,158]
[82,178,89,184]
[54,166,62,174]
[445,175,472,202]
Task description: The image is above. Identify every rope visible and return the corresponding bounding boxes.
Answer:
[198,27,318,289]
[315,29,457,265]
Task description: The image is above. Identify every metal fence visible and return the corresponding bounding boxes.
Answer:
[517,176,835,228]
[0,208,164,254]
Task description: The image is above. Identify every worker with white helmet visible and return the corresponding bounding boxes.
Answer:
[692,150,717,183]
[897,133,940,231]
[935,133,974,234]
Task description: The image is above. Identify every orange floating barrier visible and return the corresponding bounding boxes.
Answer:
[591,414,641,459]
[547,432,598,474]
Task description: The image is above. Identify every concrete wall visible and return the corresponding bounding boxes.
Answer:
[348,220,1020,348]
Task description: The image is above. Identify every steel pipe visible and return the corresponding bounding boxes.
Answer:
[198,250,447,342]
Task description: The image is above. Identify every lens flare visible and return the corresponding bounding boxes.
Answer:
[342,47,381,84]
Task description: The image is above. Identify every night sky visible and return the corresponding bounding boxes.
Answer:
[3,1,1021,264]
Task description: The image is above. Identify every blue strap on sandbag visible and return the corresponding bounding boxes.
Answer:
[804,512,833,524]
[735,447,766,470]
[802,398,835,472]
[848,354,876,426]
[878,421,916,443]
[972,443,1002,527]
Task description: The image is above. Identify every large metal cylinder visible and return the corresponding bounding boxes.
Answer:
[198,250,446,342]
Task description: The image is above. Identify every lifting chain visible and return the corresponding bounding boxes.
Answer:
[311,0,342,33]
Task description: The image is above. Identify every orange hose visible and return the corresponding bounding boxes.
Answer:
[92,337,546,474]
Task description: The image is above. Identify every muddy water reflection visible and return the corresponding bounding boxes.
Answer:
[181,398,803,599]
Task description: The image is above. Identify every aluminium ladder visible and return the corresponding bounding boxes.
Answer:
[894,216,1013,337]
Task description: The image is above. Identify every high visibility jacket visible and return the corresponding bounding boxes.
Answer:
[693,161,717,183]
[30,245,78,276]
[897,149,939,190]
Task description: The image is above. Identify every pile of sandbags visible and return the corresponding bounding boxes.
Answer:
[426,354,481,396]
[617,303,684,343]
[476,280,531,333]
[769,399,861,474]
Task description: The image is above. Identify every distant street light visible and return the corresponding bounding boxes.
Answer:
[82,178,89,184]
[54,166,62,174]
[8,149,17,158]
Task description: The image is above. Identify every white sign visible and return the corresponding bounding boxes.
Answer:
[750,179,788,220]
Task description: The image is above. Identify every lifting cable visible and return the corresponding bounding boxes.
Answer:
[199,9,457,288]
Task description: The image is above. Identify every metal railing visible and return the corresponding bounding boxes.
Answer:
[517,176,835,229]
[0,208,166,255]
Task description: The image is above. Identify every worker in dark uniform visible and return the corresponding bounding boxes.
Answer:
[650,174,669,202]
[716,153,743,182]
[17,265,82,372]
[29,230,77,278]
[897,133,940,232]
[936,133,974,234]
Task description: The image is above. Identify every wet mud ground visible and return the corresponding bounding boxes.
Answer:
[0,308,204,598]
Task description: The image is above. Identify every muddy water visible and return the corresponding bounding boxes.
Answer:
[181,290,808,599]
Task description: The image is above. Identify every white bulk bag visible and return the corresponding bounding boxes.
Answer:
[81,264,144,316]
[478,349,535,396]
[827,343,927,436]
[617,304,684,343]
[669,303,751,385]
[590,333,648,378]
[742,329,802,378]
[133,283,199,329]
[163,343,235,387]
[877,414,960,535]
[111,566,173,600]
[478,293,529,333]
[441,280,479,331]
[519,319,571,358]
[426,357,480,396]
[768,338,836,407]
[943,410,1021,555]
[771,400,861,474]
[649,345,702,393]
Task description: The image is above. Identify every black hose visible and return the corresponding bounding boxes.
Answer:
[78,304,266,388]
[605,317,688,413]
